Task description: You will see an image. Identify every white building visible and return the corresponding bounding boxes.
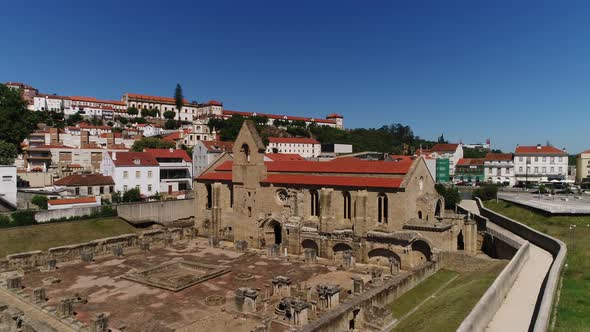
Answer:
[0,166,17,211]
[514,145,568,184]
[122,93,198,122]
[266,137,321,158]
[33,95,71,112]
[100,151,160,196]
[427,143,464,177]
[144,148,193,194]
[181,119,215,147]
[192,140,234,176]
[484,153,515,186]
[135,124,162,137]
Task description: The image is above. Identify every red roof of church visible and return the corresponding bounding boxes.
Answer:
[265,153,305,161]
[126,93,189,104]
[207,100,222,106]
[326,113,343,118]
[268,137,320,144]
[515,145,567,155]
[262,174,403,188]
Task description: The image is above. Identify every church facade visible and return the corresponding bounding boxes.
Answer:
[195,121,477,270]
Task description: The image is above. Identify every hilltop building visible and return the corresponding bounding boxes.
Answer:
[266,137,321,158]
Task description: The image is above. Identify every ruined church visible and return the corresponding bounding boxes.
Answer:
[195,121,477,270]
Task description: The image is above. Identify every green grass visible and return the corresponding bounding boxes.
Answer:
[391,261,506,332]
[0,217,139,257]
[484,200,590,332]
[389,269,458,318]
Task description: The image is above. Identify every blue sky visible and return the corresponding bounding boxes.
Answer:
[2,0,590,153]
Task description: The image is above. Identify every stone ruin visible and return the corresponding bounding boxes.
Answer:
[342,250,355,269]
[56,298,74,318]
[351,276,364,295]
[267,244,280,257]
[208,236,219,247]
[275,297,311,327]
[304,248,317,264]
[90,313,109,332]
[140,241,150,252]
[46,259,57,271]
[271,276,292,298]
[112,244,124,257]
[235,287,258,313]
[80,250,94,263]
[234,240,248,252]
[6,275,21,290]
[316,284,340,310]
[0,303,57,332]
[32,287,46,304]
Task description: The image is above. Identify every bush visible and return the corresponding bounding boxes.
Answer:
[31,195,48,210]
[473,184,499,201]
[122,188,142,202]
[0,214,10,227]
[11,210,37,226]
[435,184,461,209]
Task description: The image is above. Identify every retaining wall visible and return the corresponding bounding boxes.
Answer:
[457,241,530,332]
[116,198,194,225]
[475,198,567,332]
[35,206,102,223]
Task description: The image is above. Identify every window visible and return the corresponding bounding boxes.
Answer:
[534,167,539,173]
[205,184,212,209]
[123,171,128,179]
[123,185,128,191]
[519,166,523,172]
[2,176,12,182]
[343,191,351,220]
[136,171,140,179]
[148,171,152,178]
[310,190,320,217]
[88,187,93,195]
[534,157,538,162]
[542,167,546,173]
[558,167,563,173]
[135,185,140,190]
[75,187,80,195]
[99,186,104,194]
[378,193,388,223]
[542,157,546,162]
[109,186,114,193]
[550,167,554,173]
[148,184,152,192]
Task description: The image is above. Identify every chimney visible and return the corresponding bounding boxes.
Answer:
[112,152,117,161]
[106,133,115,149]
[49,127,59,145]
[80,130,90,147]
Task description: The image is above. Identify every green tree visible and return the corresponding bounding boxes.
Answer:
[164,119,177,129]
[66,112,83,126]
[131,137,175,152]
[438,134,447,143]
[31,195,48,210]
[0,141,17,165]
[127,107,139,116]
[473,184,498,201]
[111,191,122,203]
[140,108,150,117]
[148,108,159,117]
[163,110,176,120]
[10,210,36,226]
[435,184,461,209]
[122,188,142,202]
[174,83,184,121]
[0,84,38,151]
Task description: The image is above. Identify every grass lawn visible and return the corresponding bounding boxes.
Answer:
[0,218,139,257]
[484,200,590,332]
[391,261,506,332]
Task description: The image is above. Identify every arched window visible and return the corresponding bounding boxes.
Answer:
[378,193,388,223]
[343,191,351,220]
[310,190,320,217]
[205,184,212,209]
[240,144,250,162]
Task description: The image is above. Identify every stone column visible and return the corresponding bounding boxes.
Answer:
[316,284,340,310]
[140,241,150,252]
[208,236,219,247]
[289,298,310,327]
[6,276,21,289]
[47,259,57,271]
[465,221,478,255]
[90,313,109,332]
[353,191,368,236]
[271,276,292,298]
[267,244,280,257]
[304,248,317,264]
[80,250,94,262]
[342,250,355,269]
[112,245,124,257]
[351,277,364,295]
[389,257,400,274]
[235,240,248,252]
[319,188,334,233]
[57,298,74,318]
[32,287,46,303]
[235,288,258,313]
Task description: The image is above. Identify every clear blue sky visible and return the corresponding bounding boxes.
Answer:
[3,0,590,153]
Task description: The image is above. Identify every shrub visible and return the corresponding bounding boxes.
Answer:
[0,214,10,227]
[11,210,37,226]
[122,188,142,202]
[31,195,48,210]
[435,184,461,209]
[473,184,499,201]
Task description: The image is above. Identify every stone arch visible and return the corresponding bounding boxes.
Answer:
[240,143,250,162]
[457,230,465,250]
[418,211,423,219]
[411,240,432,263]
[260,219,282,247]
[301,239,319,253]
[333,243,353,253]
[435,199,443,217]
[368,248,401,272]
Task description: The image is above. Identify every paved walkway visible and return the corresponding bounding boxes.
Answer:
[459,200,554,332]
[499,192,590,214]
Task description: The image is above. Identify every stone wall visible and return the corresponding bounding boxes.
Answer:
[116,199,194,225]
[475,198,567,332]
[0,226,195,273]
[457,241,530,332]
[35,206,103,223]
[301,260,440,332]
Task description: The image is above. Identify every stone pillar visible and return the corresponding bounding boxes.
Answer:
[389,257,400,274]
[351,277,364,295]
[140,241,150,252]
[47,259,57,271]
[211,182,223,237]
[264,284,272,300]
[319,188,334,233]
[6,276,21,289]
[112,245,124,257]
[208,236,219,247]
[271,276,292,298]
[353,191,368,236]
[304,248,317,264]
[32,287,46,303]
[316,284,340,310]
[90,313,109,332]
[57,298,74,318]
[287,298,310,327]
[235,287,258,313]
[342,250,355,269]
[81,250,94,262]
[465,221,478,255]
[235,240,248,252]
[371,269,383,285]
[267,244,280,257]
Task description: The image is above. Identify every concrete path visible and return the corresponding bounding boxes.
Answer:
[459,200,554,332]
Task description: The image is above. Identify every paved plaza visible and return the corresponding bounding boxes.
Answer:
[498,192,590,214]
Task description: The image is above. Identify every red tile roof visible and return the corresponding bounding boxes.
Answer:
[197,172,233,181]
[484,153,513,161]
[222,110,336,124]
[126,93,189,104]
[48,197,97,205]
[206,100,222,106]
[215,158,413,175]
[431,143,460,152]
[262,174,403,188]
[579,150,590,155]
[163,132,182,141]
[515,145,567,155]
[457,158,484,166]
[109,152,159,167]
[100,133,122,138]
[29,144,74,150]
[265,153,305,161]
[54,174,114,186]
[145,148,191,162]
[268,137,320,144]
[201,140,234,152]
[326,113,343,118]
